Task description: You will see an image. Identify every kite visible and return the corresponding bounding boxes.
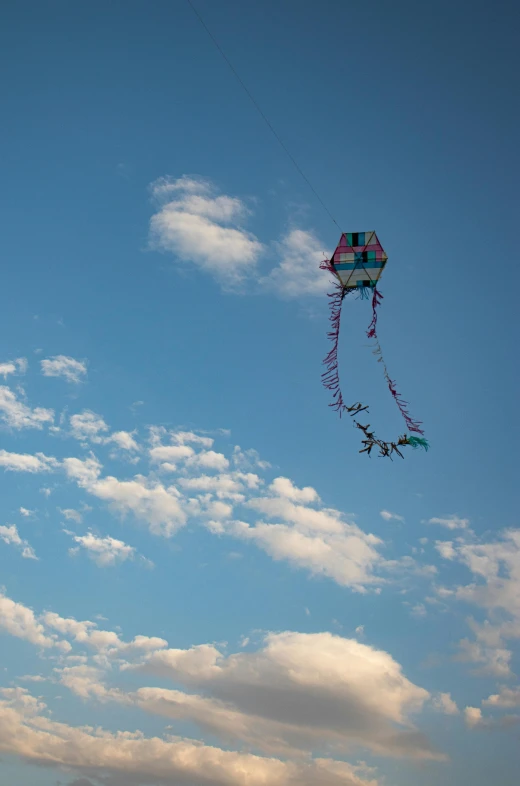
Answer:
[320,231,429,458]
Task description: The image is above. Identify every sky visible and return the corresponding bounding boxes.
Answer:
[0,1,519,784]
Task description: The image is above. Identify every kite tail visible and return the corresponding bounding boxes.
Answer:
[367,287,425,436]
[321,281,348,416]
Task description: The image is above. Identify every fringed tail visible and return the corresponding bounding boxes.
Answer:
[320,263,428,458]
[366,286,426,437]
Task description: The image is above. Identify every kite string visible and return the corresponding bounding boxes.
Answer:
[186,0,341,231]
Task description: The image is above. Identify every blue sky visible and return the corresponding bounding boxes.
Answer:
[0,1,518,784]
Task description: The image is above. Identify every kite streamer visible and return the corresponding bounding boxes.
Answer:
[321,232,428,458]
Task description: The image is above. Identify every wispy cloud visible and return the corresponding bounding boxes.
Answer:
[262,229,330,297]
[427,515,469,530]
[41,355,87,384]
[0,386,54,430]
[380,510,405,523]
[0,524,38,559]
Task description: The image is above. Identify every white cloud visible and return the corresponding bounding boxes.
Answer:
[149,444,195,466]
[0,524,38,559]
[270,476,319,503]
[87,475,187,538]
[226,487,386,591]
[70,410,109,442]
[0,449,58,473]
[464,706,483,727]
[63,455,103,487]
[0,386,54,429]
[110,430,139,451]
[149,175,263,290]
[67,531,136,567]
[19,507,34,517]
[0,358,27,377]
[263,229,331,297]
[40,355,87,383]
[188,449,230,472]
[380,510,404,523]
[232,445,271,471]
[428,516,469,530]
[0,688,381,786]
[437,529,520,677]
[131,631,440,761]
[170,429,215,448]
[432,692,459,715]
[435,541,456,560]
[0,594,66,650]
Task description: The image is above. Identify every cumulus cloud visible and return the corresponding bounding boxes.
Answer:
[110,430,139,451]
[149,175,263,290]
[67,531,136,567]
[0,524,38,559]
[40,355,87,383]
[127,630,440,761]
[0,449,58,473]
[263,229,331,297]
[0,386,54,429]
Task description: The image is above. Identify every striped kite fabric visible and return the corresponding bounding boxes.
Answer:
[330,231,388,290]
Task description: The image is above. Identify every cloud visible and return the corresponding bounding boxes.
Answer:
[0,358,27,377]
[464,706,483,727]
[129,630,440,761]
[0,524,38,559]
[427,516,469,530]
[187,449,230,472]
[0,386,54,429]
[263,229,330,297]
[63,456,103,487]
[0,593,67,651]
[223,480,386,591]
[483,686,520,708]
[149,444,195,467]
[60,508,83,524]
[0,449,58,473]
[70,410,109,442]
[110,430,139,451]
[0,688,380,786]
[380,510,404,523]
[436,529,520,677]
[67,531,136,567]
[19,507,34,517]
[432,692,459,715]
[86,475,187,538]
[40,355,87,383]
[149,175,263,290]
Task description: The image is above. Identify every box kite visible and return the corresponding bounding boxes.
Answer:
[320,232,428,458]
